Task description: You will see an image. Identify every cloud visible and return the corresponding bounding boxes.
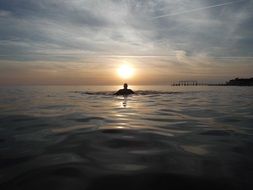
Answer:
[0,10,11,17]
[152,0,242,19]
[0,0,252,84]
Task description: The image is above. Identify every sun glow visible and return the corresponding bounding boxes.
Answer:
[117,64,134,79]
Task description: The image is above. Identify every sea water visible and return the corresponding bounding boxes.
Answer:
[0,86,252,189]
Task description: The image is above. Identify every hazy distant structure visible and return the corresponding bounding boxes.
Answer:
[171,78,253,86]
[172,80,198,86]
[226,78,253,86]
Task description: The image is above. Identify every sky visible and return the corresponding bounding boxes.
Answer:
[0,0,252,85]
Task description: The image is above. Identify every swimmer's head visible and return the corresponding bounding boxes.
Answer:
[123,83,128,89]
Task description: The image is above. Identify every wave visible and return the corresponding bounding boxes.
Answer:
[70,90,183,96]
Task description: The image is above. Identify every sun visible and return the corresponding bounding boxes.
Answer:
[117,64,134,79]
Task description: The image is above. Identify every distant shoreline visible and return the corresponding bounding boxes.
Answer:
[172,77,253,86]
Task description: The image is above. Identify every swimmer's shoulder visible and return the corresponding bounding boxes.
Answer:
[128,89,135,94]
[114,89,124,95]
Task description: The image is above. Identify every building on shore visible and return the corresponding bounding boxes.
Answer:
[226,78,253,86]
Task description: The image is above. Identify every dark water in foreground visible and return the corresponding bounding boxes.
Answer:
[0,85,253,190]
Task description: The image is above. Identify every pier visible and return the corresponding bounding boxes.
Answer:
[172,81,226,86]
[172,80,198,86]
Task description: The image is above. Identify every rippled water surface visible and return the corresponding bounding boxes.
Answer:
[0,85,253,189]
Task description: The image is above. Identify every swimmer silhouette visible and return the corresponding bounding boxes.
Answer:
[114,83,135,96]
